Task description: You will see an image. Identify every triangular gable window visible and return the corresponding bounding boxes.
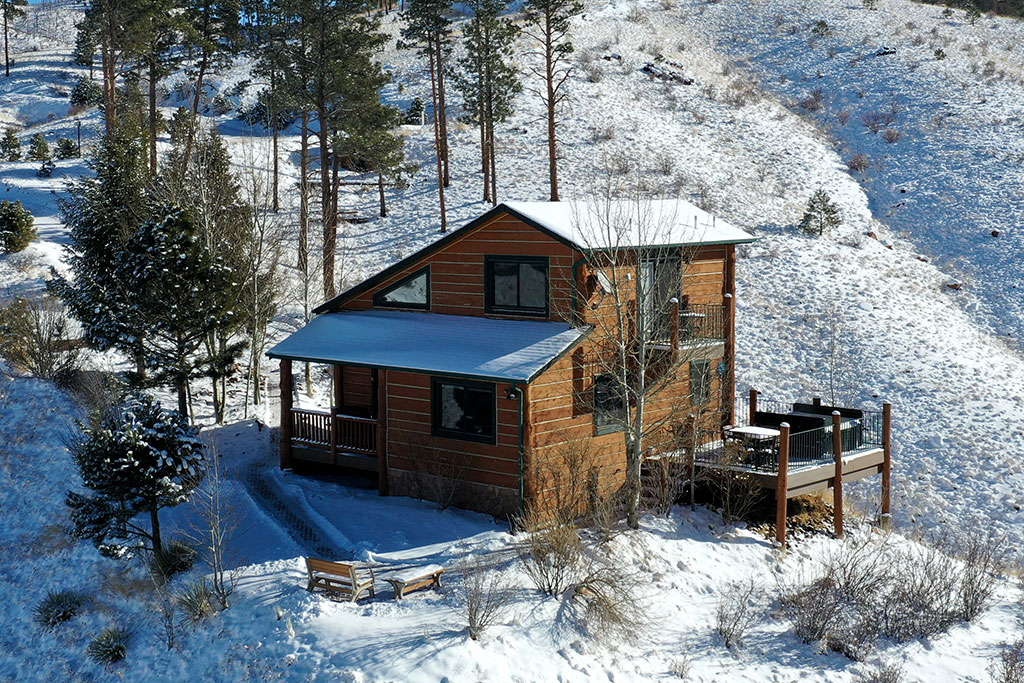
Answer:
[373,266,429,309]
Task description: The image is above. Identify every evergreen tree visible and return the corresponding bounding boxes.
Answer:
[335,103,413,218]
[27,133,50,161]
[799,189,841,236]
[73,17,98,79]
[157,128,249,422]
[0,199,34,252]
[66,393,205,557]
[117,206,242,416]
[1,0,27,77]
[401,0,454,230]
[0,128,19,160]
[451,0,520,204]
[37,159,55,178]
[52,119,152,379]
[79,0,149,134]
[131,0,185,175]
[275,0,389,297]
[56,137,78,159]
[71,75,105,107]
[523,0,583,202]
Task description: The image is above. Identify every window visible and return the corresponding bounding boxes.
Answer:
[594,373,626,435]
[373,266,429,309]
[485,256,548,316]
[640,255,682,341]
[431,378,496,443]
[690,360,711,405]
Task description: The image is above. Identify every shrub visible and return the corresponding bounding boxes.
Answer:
[848,154,870,173]
[861,0,877,9]
[55,137,78,159]
[177,578,216,624]
[566,560,648,643]
[715,578,762,648]
[37,159,55,178]
[941,7,954,18]
[811,19,832,37]
[0,295,79,381]
[655,153,675,176]
[28,133,50,162]
[0,199,36,253]
[964,2,981,24]
[862,111,896,133]
[934,48,947,60]
[669,657,692,679]
[70,76,103,107]
[516,516,584,596]
[989,637,1024,683]
[34,590,84,629]
[799,189,841,236]
[855,662,905,683]
[87,626,130,665]
[800,88,825,111]
[151,540,197,580]
[882,129,902,144]
[1,129,20,161]
[837,110,851,125]
[459,554,513,641]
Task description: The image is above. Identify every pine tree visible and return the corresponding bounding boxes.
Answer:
[56,137,78,159]
[451,0,520,204]
[401,0,454,230]
[1,0,27,77]
[79,0,149,134]
[1,128,20,160]
[0,199,34,252]
[71,75,104,107]
[52,119,152,379]
[335,102,412,218]
[73,17,98,79]
[131,0,185,175]
[523,0,583,202]
[66,393,205,557]
[799,189,841,236]
[118,206,242,416]
[27,133,50,161]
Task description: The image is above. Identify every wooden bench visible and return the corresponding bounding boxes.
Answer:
[305,557,375,602]
[384,565,444,600]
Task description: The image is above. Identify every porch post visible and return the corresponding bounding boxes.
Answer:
[749,388,758,425]
[881,402,892,530]
[330,365,341,466]
[376,368,388,495]
[832,411,844,539]
[775,422,790,547]
[812,396,821,406]
[332,365,344,410]
[279,359,293,469]
[723,292,736,425]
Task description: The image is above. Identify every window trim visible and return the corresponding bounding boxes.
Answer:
[373,265,430,310]
[430,377,497,445]
[593,372,626,436]
[484,255,550,317]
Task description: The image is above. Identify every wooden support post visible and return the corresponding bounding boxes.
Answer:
[376,368,388,495]
[776,422,790,547]
[279,359,293,469]
[813,396,821,406]
[723,291,736,426]
[669,297,680,361]
[332,365,344,411]
[749,388,758,425]
[832,411,844,539]
[330,365,342,466]
[881,402,892,530]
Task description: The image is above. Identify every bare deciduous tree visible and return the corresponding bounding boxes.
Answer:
[186,448,245,609]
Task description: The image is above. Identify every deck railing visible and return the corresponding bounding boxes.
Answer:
[290,408,377,456]
[680,303,726,342]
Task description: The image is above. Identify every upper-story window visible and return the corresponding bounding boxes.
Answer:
[373,266,429,309]
[485,256,548,317]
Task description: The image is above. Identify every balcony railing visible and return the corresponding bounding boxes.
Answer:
[648,303,727,347]
[290,408,377,456]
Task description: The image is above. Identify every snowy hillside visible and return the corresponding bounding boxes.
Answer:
[1,0,1024,680]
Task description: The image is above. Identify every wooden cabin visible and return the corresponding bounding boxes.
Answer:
[270,200,892,537]
[269,199,755,518]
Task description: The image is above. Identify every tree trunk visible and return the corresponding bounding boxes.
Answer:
[150,504,163,554]
[176,376,188,418]
[211,375,222,424]
[4,12,10,78]
[299,111,309,280]
[319,115,336,299]
[428,47,447,233]
[148,56,158,176]
[271,69,279,212]
[378,173,387,217]
[182,52,209,170]
[101,31,117,135]
[544,17,559,202]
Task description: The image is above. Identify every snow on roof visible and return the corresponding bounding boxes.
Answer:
[267,310,587,383]
[502,199,755,249]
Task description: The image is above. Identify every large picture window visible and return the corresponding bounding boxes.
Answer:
[594,373,626,435]
[431,378,496,444]
[485,256,548,316]
[373,266,429,309]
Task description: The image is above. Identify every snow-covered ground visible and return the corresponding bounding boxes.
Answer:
[2,0,1024,679]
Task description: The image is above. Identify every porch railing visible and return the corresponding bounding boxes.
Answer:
[290,408,377,456]
[680,303,726,342]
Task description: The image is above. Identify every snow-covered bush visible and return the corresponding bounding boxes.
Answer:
[0,199,36,252]
[459,554,513,641]
[33,590,84,629]
[715,578,763,648]
[0,295,79,382]
[87,626,130,665]
[854,661,905,683]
